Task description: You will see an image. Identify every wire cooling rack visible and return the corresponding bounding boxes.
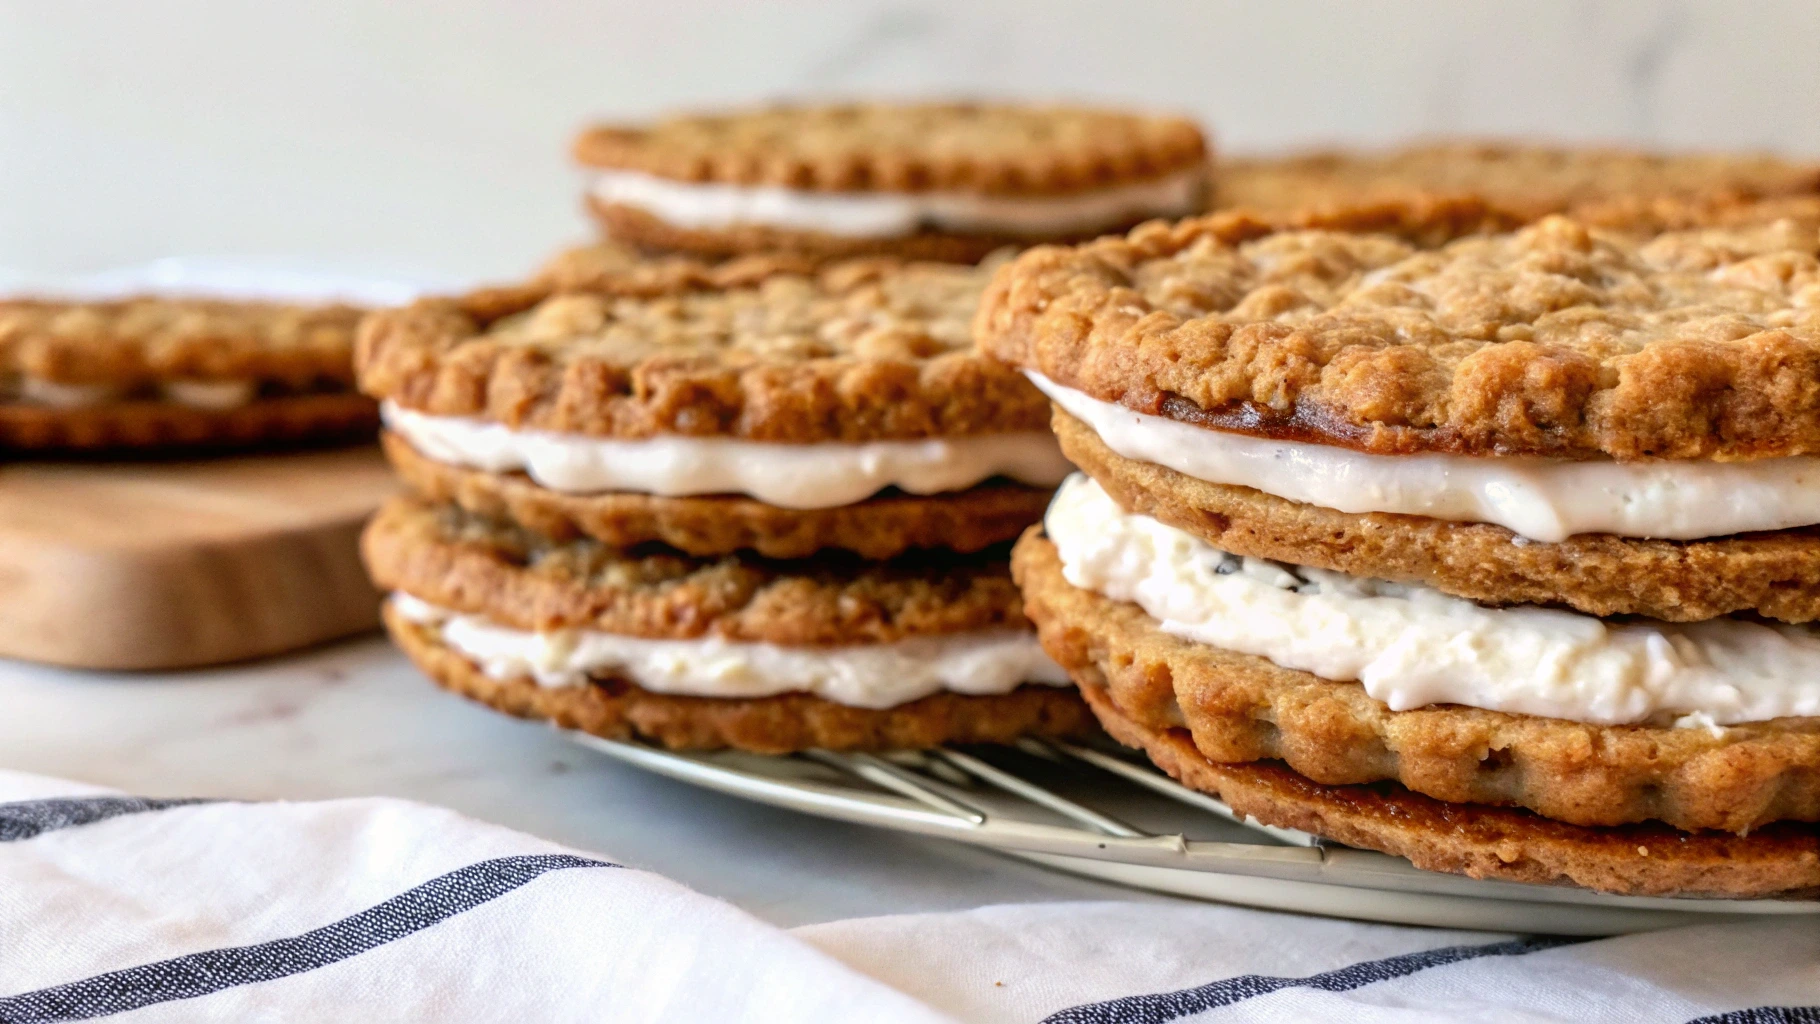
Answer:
[563,732,1820,936]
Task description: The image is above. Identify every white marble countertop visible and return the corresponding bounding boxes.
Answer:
[0,634,1175,927]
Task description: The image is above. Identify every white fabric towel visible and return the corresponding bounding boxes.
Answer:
[0,769,1814,1023]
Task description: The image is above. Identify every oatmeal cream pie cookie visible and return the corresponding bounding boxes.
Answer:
[359,253,1085,751]
[0,297,374,450]
[365,496,1090,753]
[983,205,1820,895]
[574,102,1209,263]
[1213,141,1820,219]
[359,253,1073,559]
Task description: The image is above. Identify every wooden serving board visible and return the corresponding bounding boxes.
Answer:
[0,445,399,671]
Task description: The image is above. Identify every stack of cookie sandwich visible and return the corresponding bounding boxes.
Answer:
[574,101,1210,264]
[982,200,1820,896]
[357,252,1101,752]
[356,100,1217,752]
[1,297,373,451]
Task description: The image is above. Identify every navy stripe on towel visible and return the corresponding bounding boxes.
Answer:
[0,797,214,843]
[1688,1010,1820,1024]
[1042,936,1584,1024]
[0,853,615,1024]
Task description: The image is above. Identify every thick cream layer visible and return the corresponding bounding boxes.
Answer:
[391,593,1069,710]
[1046,473,1820,726]
[382,402,1072,509]
[589,167,1205,239]
[1032,372,1820,542]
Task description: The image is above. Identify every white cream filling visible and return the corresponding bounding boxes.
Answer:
[1031,372,1820,543]
[160,379,259,411]
[17,377,126,408]
[9,376,260,410]
[391,592,1069,710]
[589,167,1205,239]
[1046,473,1820,727]
[381,401,1072,509]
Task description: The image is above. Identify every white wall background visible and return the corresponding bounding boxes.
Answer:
[4,0,1819,283]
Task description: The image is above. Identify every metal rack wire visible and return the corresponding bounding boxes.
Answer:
[564,730,1820,935]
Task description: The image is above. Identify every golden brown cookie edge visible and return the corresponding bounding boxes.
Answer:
[0,297,365,385]
[535,242,827,295]
[1211,143,1820,219]
[1076,678,1820,898]
[0,392,378,451]
[573,103,1208,195]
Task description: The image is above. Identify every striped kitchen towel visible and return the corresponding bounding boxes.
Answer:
[0,770,1814,1023]
[0,770,946,1023]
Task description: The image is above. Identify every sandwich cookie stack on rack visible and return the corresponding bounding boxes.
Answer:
[574,101,1210,264]
[981,200,1820,896]
[0,297,373,450]
[359,252,1092,752]
[1214,142,1820,220]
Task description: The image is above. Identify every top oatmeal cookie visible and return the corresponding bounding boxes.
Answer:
[358,255,1050,443]
[575,102,1207,195]
[0,297,364,387]
[977,201,1820,461]
[1214,142,1820,220]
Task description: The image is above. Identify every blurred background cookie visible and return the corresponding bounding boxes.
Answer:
[574,102,1208,263]
[0,297,373,451]
[0,268,420,671]
[1211,141,1820,219]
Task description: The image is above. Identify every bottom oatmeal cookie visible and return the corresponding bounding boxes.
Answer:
[387,604,1095,753]
[0,391,377,451]
[1077,679,1820,898]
